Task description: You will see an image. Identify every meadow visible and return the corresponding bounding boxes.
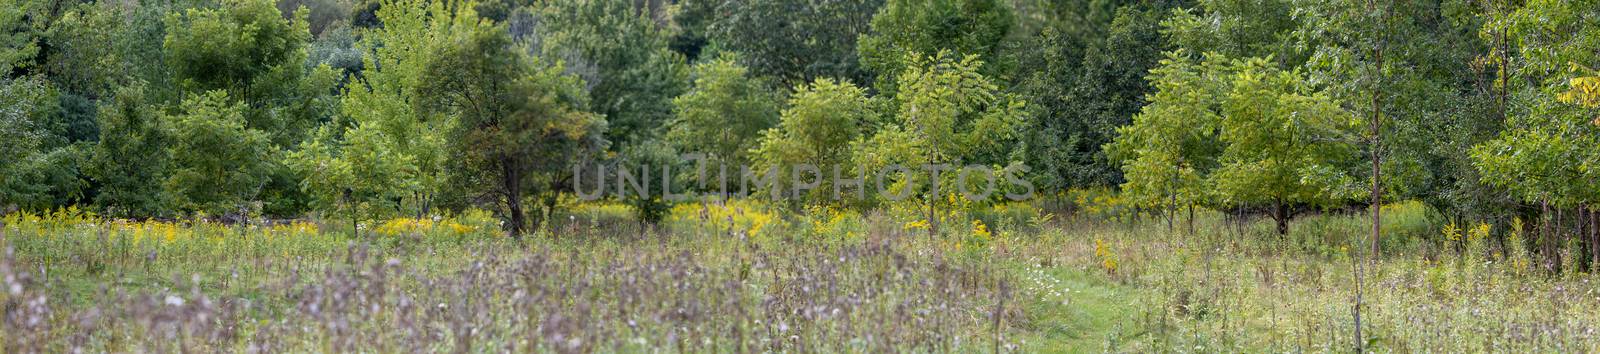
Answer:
[6,199,1600,352]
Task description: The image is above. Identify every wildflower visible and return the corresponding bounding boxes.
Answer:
[903,219,930,230]
[971,220,991,240]
[1442,221,1461,242]
[1469,222,1491,242]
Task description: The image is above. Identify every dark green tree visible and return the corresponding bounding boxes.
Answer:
[419,25,606,237]
[162,90,273,216]
[536,0,686,148]
[88,85,169,217]
[1009,3,1177,192]
[857,0,1013,96]
[709,0,884,87]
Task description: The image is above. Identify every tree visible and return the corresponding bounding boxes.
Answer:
[753,78,879,204]
[708,0,884,87]
[667,54,780,169]
[164,0,339,147]
[613,139,678,225]
[1289,0,1509,255]
[0,76,86,211]
[854,51,1027,235]
[307,23,364,86]
[1470,0,1600,268]
[164,0,306,97]
[536,0,686,149]
[1160,0,1302,64]
[1104,51,1225,231]
[1110,52,1362,235]
[0,0,88,212]
[41,2,125,100]
[162,90,273,216]
[291,0,480,221]
[0,0,39,77]
[88,85,169,217]
[857,0,1013,96]
[1210,56,1362,235]
[419,25,605,237]
[665,0,715,62]
[164,0,339,216]
[1009,3,1177,193]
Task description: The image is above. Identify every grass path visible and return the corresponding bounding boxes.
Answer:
[1010,262,1149,353]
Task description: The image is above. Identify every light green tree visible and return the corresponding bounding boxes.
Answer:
[854,51,1027,234]
[752,78,878,204]
[1209,56,1363,235]
[668,54,780,169]
[290,0,480,221]
[1110,52,1362,235]
[1105,51,1226,232]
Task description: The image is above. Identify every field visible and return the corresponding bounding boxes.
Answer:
[6,201,1600,352]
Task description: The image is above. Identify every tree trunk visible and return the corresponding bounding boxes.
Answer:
[1541,200,1551,271]
[1186,204,1196,236]
[1590,206,1598,271]
[502,157,526,239]
[927,194,938,238]
[1274,200,1289,236]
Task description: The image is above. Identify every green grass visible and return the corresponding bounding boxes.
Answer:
[1010,261,1146,352]
[7,201,1600,351]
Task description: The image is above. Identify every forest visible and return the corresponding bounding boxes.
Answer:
[3,0,1600,351]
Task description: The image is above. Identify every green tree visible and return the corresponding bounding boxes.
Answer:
[1209,56,1362,235]
[164,0,307,97]
[88,85,169,217]
[291,0,480,221]
[665,0,715,62]
[537,0,686,148]
[855,51,1027,234]
[419,25,606,237]
[667,54,780,168]
[1161,0,1301,65]
[163,0,339,216]
[753,78,878,204]
[162,90,273,216]
[613,139,678,225]
[709,0,884,87]
[0,76,87,211]
[1009,3,1177,193]
[1110,52,1362,235]
[1470,0,1600,265]
[0,0,39,76]
[164,0,339,147]
[1292,0,1501,253]
[1104,51,1225,232]
[857,0,1013,96]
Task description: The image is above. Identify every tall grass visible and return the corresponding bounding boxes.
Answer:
[1,203,1023,352]
[7,200,1600,352]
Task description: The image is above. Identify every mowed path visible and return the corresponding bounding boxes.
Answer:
[1011,262,1148,353]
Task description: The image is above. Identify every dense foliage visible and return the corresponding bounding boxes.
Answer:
[0,0,1595,256]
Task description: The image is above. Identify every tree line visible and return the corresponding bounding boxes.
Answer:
[2,0,1598,248]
